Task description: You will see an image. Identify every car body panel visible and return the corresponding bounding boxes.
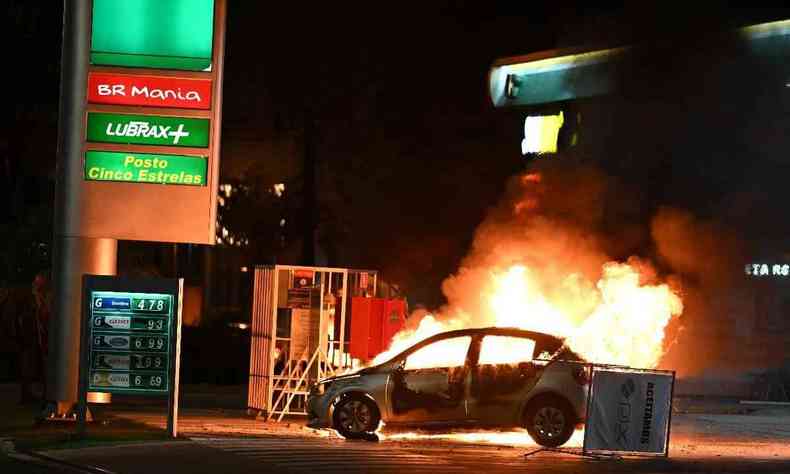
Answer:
[307,327,587,433]
[387,365,469,423]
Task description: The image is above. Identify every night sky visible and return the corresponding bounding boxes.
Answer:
[4,3,790,307]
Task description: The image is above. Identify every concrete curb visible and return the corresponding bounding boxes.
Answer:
[1,437,116,474]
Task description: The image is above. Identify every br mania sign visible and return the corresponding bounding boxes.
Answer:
[88,72,212,110]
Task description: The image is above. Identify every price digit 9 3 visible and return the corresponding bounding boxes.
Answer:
[146,319,164,331]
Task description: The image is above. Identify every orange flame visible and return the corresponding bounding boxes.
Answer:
[380,428,585,448]
[374,261,682,369]
[373,169,683,370]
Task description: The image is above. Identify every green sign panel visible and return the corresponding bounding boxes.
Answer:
[88,291,173,394]
[85,151,207,186]
[87,113,210,148]
[91,0,215,71]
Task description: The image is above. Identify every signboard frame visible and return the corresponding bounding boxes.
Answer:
[68,0,227,244]
[77,275,184,438]
[582,365,675,457]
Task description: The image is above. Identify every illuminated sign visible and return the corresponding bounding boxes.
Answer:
[746,263,790,277]
[87,290,173,393]
[490,47,626,107]
[77,276,184,439]
[84,151,207,186]
[88,73,212,109]
[87,113,210,147]
[91,0,216,71]
[522,112,564,155]
[74,0,225,244]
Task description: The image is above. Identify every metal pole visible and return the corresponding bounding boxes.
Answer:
[50,238,117,411]
[167,279,184,438]
[338,270,348,368]
[49,0,118,413]
[268,266,280,415]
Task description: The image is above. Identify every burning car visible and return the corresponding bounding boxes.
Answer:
[307,327,588,447]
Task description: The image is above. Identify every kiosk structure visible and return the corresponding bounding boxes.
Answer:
[247,265,378,420]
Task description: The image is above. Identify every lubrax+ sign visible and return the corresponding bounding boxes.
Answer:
[87,113,209,147]
[85,151,207,186]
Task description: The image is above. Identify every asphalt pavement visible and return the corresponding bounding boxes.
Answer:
[16,431,790,474]
[8,410,789,474]
[3,383,790,473]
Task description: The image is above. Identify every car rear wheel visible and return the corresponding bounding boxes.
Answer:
[524,395,575,447]
[333,395,380,440]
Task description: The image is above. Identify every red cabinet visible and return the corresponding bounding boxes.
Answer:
[349,297,407,361]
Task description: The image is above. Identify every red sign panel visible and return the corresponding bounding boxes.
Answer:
[88,72,212,110]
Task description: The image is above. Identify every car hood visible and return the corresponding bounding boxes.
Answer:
[318,365,381,384]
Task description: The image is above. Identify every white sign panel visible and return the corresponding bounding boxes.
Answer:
[584,368,674,455]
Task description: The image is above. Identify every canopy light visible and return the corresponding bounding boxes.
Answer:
[522,112,564,155]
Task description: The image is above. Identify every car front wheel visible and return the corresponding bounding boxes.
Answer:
[524,395,575,448]
[333,395,380,440]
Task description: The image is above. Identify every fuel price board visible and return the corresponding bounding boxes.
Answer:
[78,275,184,437]
[88,291,173,393]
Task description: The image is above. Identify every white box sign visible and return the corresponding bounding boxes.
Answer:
[583,368,674,455]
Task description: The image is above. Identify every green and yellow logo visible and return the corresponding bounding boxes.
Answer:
[85,151,207,186]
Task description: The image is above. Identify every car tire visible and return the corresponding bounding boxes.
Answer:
[332,394,381,441]
[524,395,575,448]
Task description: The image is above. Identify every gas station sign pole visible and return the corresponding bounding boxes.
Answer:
[51,0,225,416]
[51,0,118,416]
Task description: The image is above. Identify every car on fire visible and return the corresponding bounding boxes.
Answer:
[307,327,588,447]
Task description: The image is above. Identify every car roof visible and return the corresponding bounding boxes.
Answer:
[376,326,565,365]
[422,327,564,344]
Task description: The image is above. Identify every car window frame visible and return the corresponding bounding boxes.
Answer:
[475,334,539,366]
[398,334,475,371]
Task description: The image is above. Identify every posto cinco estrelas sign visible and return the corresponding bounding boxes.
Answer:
[85,151,207,186]
[78,0,226,244]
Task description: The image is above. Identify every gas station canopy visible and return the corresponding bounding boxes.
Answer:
[489,18,790,108]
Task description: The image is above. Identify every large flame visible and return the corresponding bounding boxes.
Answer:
[374,261,681,368]
[380,428,586,448]
[372,170,683,369]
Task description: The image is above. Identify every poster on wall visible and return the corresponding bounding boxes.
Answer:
[289,308,321,362]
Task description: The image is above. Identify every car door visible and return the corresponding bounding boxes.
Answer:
[467,334,543,425]
[387,335,472,424]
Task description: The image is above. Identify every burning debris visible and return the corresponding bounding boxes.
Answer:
[375,164,684,369]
